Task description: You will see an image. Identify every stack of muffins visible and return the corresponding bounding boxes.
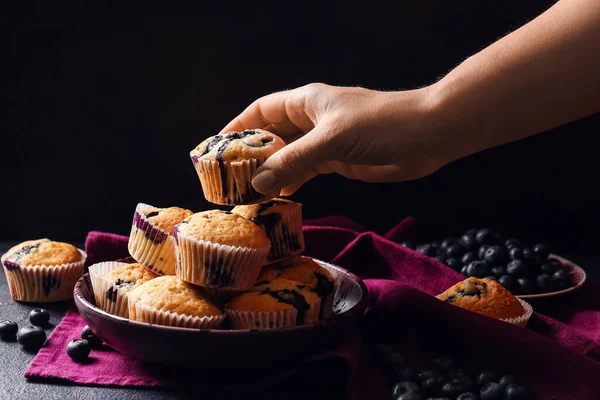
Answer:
[89,129,337,330]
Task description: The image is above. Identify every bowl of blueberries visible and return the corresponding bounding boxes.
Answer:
[405,228,586,299]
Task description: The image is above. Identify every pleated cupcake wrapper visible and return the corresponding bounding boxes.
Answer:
[1,250,86,303]
[175,233,269,290]
[501,298,533,328]
[195,158,277,205]
[129,301,225,329]
[88,261,132,318]
[264,203,305,263]
[226,296,321,330]
[128,203,177,276]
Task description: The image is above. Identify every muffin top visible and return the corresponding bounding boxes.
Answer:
[2,239,83,267]
[190,129,285,163]
[256,256,335,297]
[175,210,270,248]
[226,278,319,314]
[128,276,222,318]
[232,198,301,227]
[141,206,193,233]
[102,263,158,293]
[437,277,524,320]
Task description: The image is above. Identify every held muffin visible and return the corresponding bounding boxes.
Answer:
[225,279,321,330]
[127,276,224,329]
[89,262,158,318]
[232,198,305,263]
[437,277,533,326]
[256,256,335,319]
[1,239,86,303]
[128,203,193,276]
[174,210,270,290]
[190,129,286,205]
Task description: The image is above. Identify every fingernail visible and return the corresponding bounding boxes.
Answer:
[252,169,277,193]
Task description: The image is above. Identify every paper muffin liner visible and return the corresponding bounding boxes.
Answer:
[88,261,133,318]
[264,203,305,263]
[175,231,270,290]
[129,301,225,329]
[1,250,86,303]
[194,158,278,205]
[501,298,533,327]
[128,203,177,276]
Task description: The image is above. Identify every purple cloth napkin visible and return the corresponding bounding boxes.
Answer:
[25,217,600,399]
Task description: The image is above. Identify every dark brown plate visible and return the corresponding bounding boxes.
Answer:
[73,259,367,368]
[516,254,587,299]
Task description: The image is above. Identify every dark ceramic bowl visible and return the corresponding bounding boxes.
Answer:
[74,259,367,368]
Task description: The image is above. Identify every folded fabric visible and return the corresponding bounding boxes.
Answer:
[25,217,600,400]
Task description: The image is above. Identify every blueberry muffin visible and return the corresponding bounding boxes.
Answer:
[256,256,335,319]
[128,276,224,329]
[174,210,271,290]
[89,262,158,318]
[225,279,321,330]
[190,129,286,205]
[1,239,86,303]
[232,198,304,262]
[128,203,193,276]
[437,277,532,326]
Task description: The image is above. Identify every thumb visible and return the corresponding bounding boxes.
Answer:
[251,128,332,194]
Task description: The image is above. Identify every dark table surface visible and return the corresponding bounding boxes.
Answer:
[1,241,598,400]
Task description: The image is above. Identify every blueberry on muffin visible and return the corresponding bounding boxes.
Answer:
[89,262,158,318]
[174,210,271,290]
[225,278,321,330]
[128,203,193,276]
[128,276,224,329]
[256,255,335,319]
[232,198,304,262]
[190,129,286,205]
[1,239,86,303]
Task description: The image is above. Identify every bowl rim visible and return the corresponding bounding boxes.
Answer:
[516,253,587,299]
[74,258,368,335]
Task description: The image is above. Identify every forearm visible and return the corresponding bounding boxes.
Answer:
[425,0,600,162]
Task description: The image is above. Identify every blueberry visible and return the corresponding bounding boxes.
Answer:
[17,326,46,350]
[480,382,503,400]
[552,269,568,283]
[466,228,479,236]
[506,260,528,278]
[478,245,490,260]
[441,238,458,249]
[509,247,524,261]
[440,381,468,398]
[504,239,521,249]
[536,274,554,293]
[490,266,506,277]
[418,369,442,382]
[460,266,468,276]
[28,308,50,327]
[484,246,507,265]
[66,339,91,362]
[425,398,450,400]
[517,278,535,294]
[533,243,551,260]
[476,229,496,245]
[459,234,477,250]
[540,263,554,274]
[446,258,462,270]
[522,247,541,266]
[462,252,478,265]
[431,355,456,371]
[395,366,417,381]
[498,375,516,387]
[421,376,445,396]
[395,394,423,400]
[446,368,467,380]
[446,244,466,258]
[0,320,18,340]
[548,259,562,269]
[456,393,478,400]
[498,275,517,293]
[485,276,498,281]
[452,375,474,390]
[504,383,529,400]
[476,370,499,386]
[401,241,416,250]
[432,240,442,249]
[392,381,422,397]
[417,245,437,257]
[434,255,448,264]
[466,261,489,278]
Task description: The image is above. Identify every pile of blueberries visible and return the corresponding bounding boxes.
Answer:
[0,308,100,362]
[403,228,572,295]
[377,345,556,400]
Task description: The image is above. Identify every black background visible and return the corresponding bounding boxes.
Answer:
[2,1,599,252]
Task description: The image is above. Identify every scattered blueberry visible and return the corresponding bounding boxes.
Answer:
[504,383,530,400]
[477,370,499,386]
[484,246,507,265]
[395,393,423,400]
[392,381,422,397]
[506,260,528,278]
[459,234,477,250]
[504,239,521,249]
[441,238,458,249]
[480,382,503,400]
[0,320,18,340]
[460,265,468,276]
[498,275,517,292]
[452,375,474,390]
[418,369,442,382]
[434,255,448,264]
[446,243,466,258]
[466,261,489,278]
[446,258,462,270]
[432,240,442,249]
[431,355,456,371]
[401,241,416,250]
[466,228,479,236]
[535,274,554,293]
[517,278,535,295]
[462,252,478,265]
[425,398,450,400]
[395,366,417,381]
[17,326,46,350]
[498,375,516,387]
[440,380,468,398]
[446,368,468,380]
[478,245,490,260]
[490,266,506,277]
[476,229,495,245]
[509,247,524,261]
[417,245,437,257]
[456,393,478,400]
[66,339,92,362]
[486,275,498,281]
[533,243,551,260]
[28,308,50,327]
[421,376,446,397]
